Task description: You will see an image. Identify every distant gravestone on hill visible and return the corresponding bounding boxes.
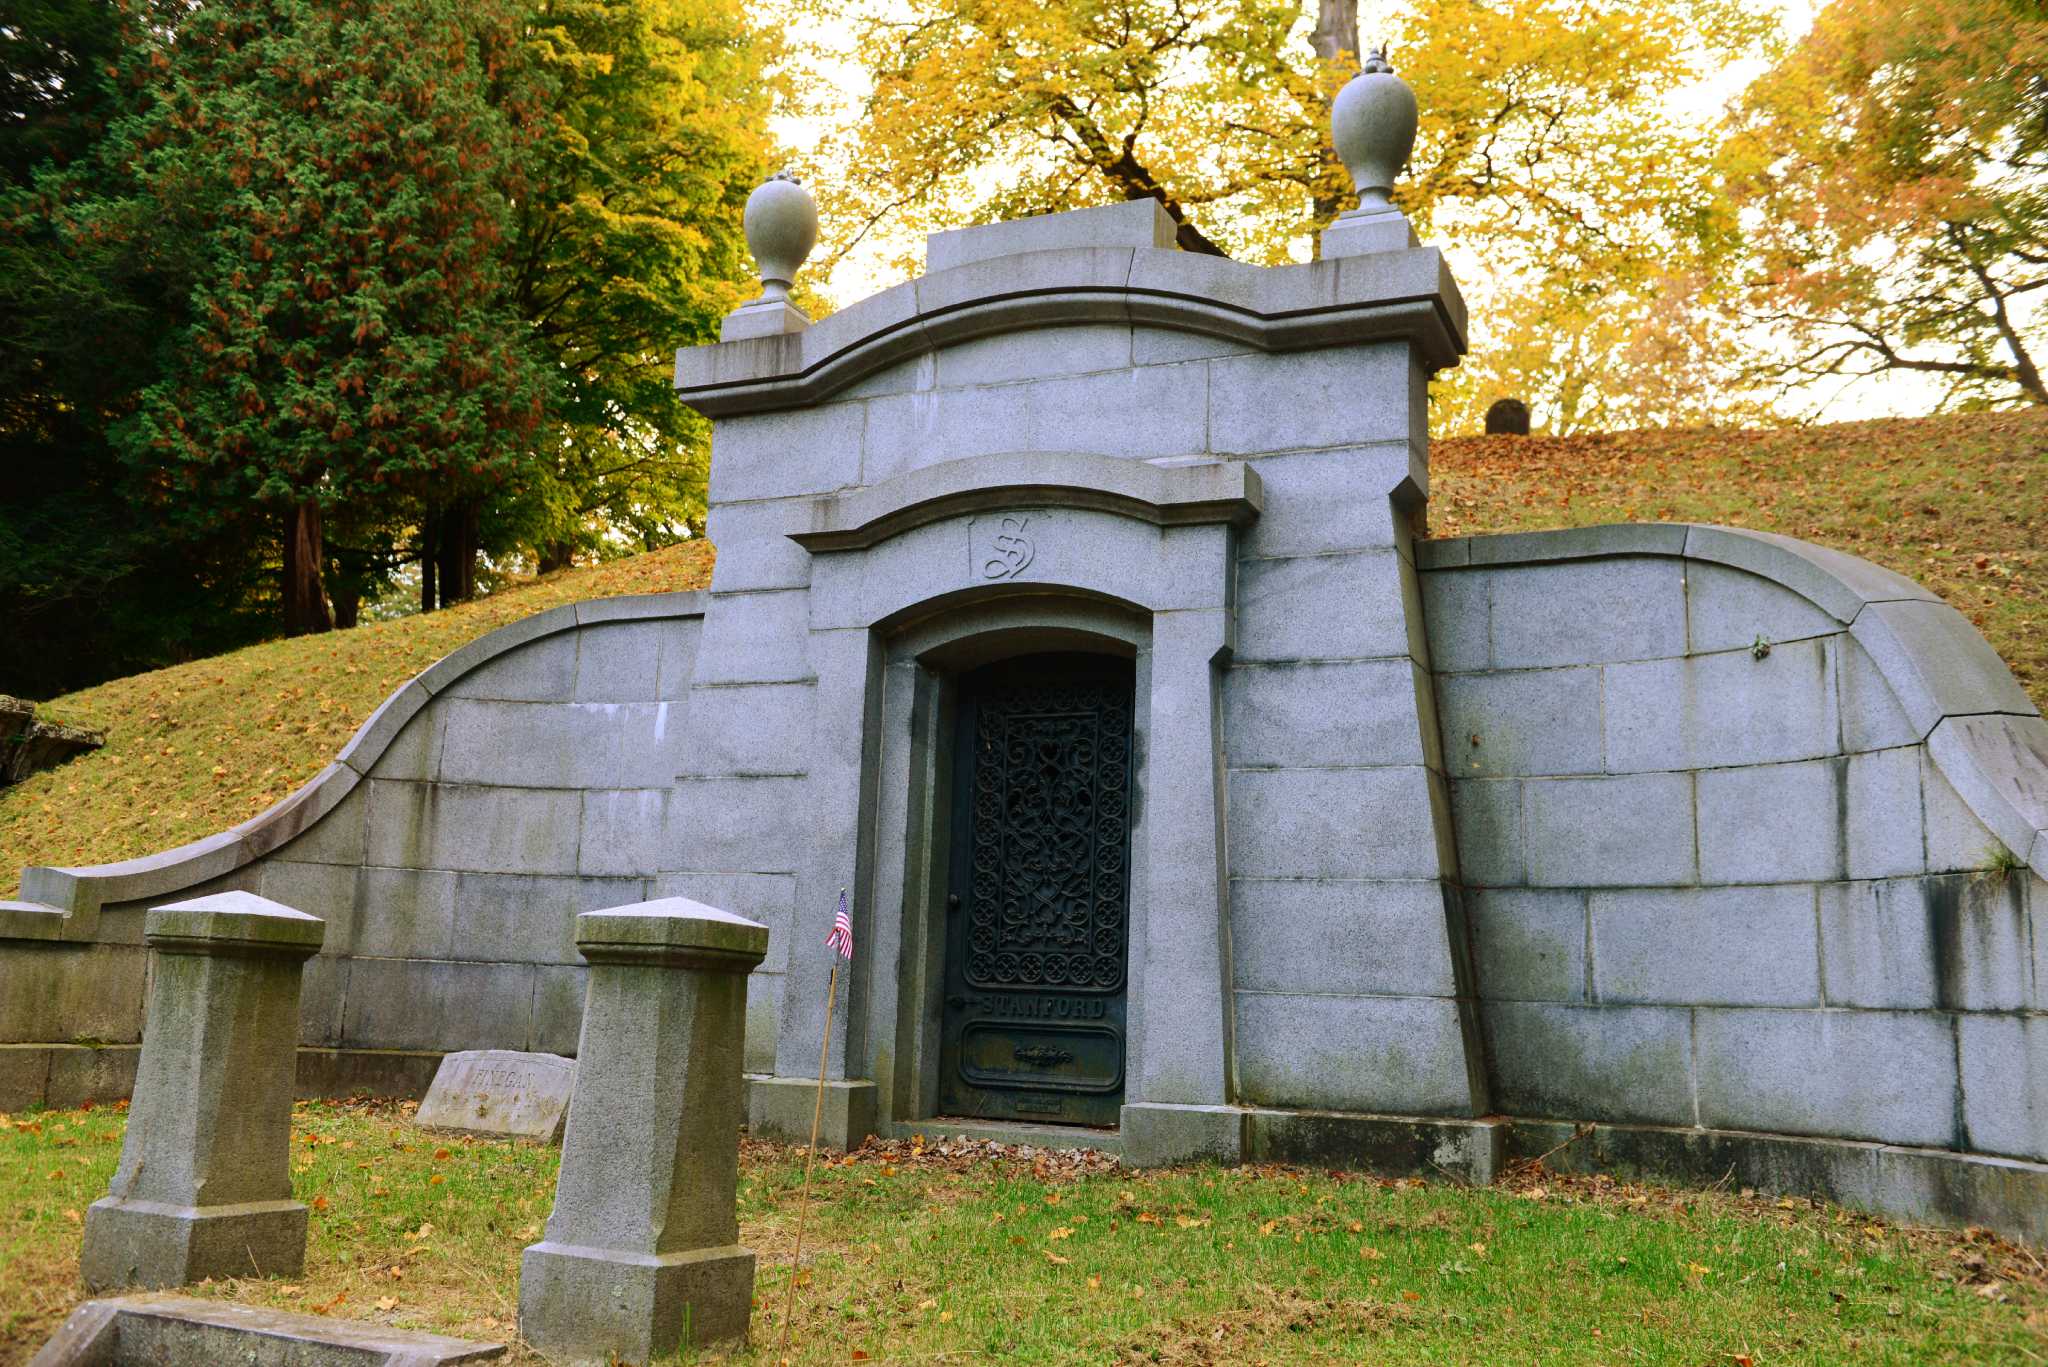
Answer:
[415,1050,575,1143]
[1484,397,1531,434]
[0,695,104,785]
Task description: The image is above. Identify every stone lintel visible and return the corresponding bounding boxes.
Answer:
[788,452,1264,554]
[145,891,325,959]
[574,897,768,972]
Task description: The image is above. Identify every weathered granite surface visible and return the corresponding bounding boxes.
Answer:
[79,892,323,1292]
[31,1293,504,1366]
[3,198,2045,1244]
[519,897,768,1362]
[414,1049,574,1142]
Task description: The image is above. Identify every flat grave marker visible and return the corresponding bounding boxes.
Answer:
[414,1049,574,1143]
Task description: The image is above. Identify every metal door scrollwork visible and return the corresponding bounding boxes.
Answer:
[940,655,1134,1127]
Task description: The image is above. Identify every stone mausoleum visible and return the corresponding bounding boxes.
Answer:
[4,71,2046,1243]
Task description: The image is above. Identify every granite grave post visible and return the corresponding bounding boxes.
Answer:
[79,891,324,1291]
[518,896,769,1362]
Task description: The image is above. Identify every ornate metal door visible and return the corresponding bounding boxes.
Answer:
[939,654,1134,1127]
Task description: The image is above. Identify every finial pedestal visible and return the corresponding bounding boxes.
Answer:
[724,172,818,341]
[1323,47,1421,258]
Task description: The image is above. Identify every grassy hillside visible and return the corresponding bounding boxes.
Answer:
[0,542,714,894]
[1,409,2040,890]
[1430,410,2044,707]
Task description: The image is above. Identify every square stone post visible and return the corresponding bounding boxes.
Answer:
[519,897,769,1363]
[79,891,324,1292]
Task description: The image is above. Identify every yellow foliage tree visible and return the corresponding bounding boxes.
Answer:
[1721,0,2048,410]
[799,0,1774,432]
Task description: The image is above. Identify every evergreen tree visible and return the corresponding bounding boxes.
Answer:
[81,0,554,633]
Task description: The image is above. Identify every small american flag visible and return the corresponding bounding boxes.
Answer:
[824,890,854,960]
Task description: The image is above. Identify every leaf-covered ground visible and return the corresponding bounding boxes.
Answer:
[1429,410,2045,708]
[2,1100,2043,1363]
[2,409,2041,890]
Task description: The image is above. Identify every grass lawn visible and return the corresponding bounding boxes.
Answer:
[3,1100,2043,1363]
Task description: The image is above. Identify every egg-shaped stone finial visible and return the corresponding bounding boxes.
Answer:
[743,171,818,302]
[1330,46,1418,212]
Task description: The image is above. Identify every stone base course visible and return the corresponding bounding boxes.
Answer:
[78,1199,308,1292]
[518,1242,755,1364]
[747,1076,879,1149]
[1510,1119,2048,1248]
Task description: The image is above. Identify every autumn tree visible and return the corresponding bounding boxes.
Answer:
[1722,0,2048,409]
[803,0,1772,431]
[495,0,775,580]
[74,0,553,633]
[0,0,284,694]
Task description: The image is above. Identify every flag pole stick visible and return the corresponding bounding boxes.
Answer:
[780,906,842,1362]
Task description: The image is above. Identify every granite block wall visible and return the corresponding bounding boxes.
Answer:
[0,595,707,1085]
[1421,531,2047,1163]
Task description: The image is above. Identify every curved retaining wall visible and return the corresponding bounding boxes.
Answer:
[0,592,709,1103]
[1420,524,2045,1236]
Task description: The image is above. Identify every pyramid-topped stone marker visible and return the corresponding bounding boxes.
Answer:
[522,895,769,1359]
[80,892,323,1292]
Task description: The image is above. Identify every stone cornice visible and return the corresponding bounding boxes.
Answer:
[675,246,1467,418]
[787,453,1262,554]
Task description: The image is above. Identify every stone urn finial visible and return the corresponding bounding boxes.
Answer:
[743,171,818,303]
[1331,46,1418,213]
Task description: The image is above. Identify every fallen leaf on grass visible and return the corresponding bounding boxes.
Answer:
[1360,1246,1383,1261]
[1048,1227,1073,1241]
[1401,1291,1422,1303]
[374,1296,398,1312]
[311,1195,329,1211]
[1044,1251,1069,1265]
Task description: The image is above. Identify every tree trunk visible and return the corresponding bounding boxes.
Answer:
[420,510,440,613]
[282,500,332,636]
[329,578,361,629]
[537,540,575,575]
[1310,0,1359,68]
[1309,0,1362,242]
[435,497,480,604]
